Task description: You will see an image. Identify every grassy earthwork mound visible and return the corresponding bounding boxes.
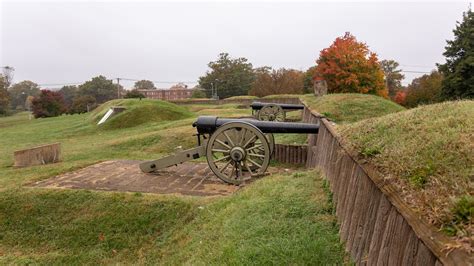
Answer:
[300,93,405,123]
[339,100,473,240]
[91,99,194,129]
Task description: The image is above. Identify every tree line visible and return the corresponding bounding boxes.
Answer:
[0,75,158,118]
[0,8,471,117]
[197,8,472,106]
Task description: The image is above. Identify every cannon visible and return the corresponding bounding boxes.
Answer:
[140,116,318,185]
[250,102,305,122]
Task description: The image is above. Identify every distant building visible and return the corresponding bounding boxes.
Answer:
[137,83,197,100]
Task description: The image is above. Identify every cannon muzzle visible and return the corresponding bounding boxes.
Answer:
[250,102,304,110]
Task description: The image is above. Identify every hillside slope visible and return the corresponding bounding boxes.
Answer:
[301,93,405,123]
[91,99,193,129]
[339,100,473,242]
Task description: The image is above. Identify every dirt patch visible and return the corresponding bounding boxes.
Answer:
[29,160,284,196]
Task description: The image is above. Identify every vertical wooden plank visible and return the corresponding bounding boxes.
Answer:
[367,195,392,264]
[401,230,420,266]
[354,181,382,263]
[414,242,437,265]
[387,215,412,265]
[376,208,404,265]
[346,169,371,256]
[291,146,295,164]
[340,165,362,243]
[336,158,357,224]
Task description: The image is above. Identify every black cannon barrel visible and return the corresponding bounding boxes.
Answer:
[193,116,319,134]
[250,101,305,110]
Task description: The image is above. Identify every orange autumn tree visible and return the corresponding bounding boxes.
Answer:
[315,32,388,98]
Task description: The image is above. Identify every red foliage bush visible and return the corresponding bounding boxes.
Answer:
[394,91,407,105]
[31,90,67,118]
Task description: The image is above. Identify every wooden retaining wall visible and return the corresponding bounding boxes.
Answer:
[302,107,470,265]
[272,144,307,165]
[14,143,61,168]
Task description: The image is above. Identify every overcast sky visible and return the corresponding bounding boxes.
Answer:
[0,1,471,89]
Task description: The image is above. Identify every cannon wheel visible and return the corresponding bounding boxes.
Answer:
[258,104,285,122]
[206,122,270,185]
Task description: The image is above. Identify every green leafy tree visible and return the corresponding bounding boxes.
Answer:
[8,80,40,110]
[70,95,97,114]
[404,71,443,108]
[198,53,255,99]
[0,75,9,115]
[191,89,207,98]
[134,80,156,90]
[303,66,317,93]
[78,76,117,103]
[438,9,474,99]
[59,85,78,109]
[380,59,405,98]
[31,90,67,118]
[249,67,305,97]
[124,89,145,99]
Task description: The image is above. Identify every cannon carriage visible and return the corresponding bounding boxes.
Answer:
[250,102,305,122]
[140,116,318,185]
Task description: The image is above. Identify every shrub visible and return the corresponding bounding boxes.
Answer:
[191,90,206,98]
[70,95,97,114]
[124,89,145,99]
[404,71,443,108]
[31,90,67,118]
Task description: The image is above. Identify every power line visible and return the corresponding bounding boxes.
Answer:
[400,64,434,69]
[118,78,197,84]
[400,70,432,74]
[37,78,198,88]
[38,82,83,86]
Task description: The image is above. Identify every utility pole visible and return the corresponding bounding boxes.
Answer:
[116,78,121,99]
[211,82,214,99]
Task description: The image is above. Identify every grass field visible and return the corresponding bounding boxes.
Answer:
[300,93,405,123]
[339,100,473,241]
[0,100,347,264]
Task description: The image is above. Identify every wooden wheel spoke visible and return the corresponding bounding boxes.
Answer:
[244,161,254,175]
[239,128,247,146]
[227,163,236,179]
[214,155,230,163]
[247,158,262,168]
[248,153,265,158]
[243,134,257,148]
[219,160,232,173]
[212,148,229,153]
[215,138,231,149]
[246,144,263,152]
[223,131,235,146]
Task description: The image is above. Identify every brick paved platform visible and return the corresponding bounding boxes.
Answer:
[30,160,253,196]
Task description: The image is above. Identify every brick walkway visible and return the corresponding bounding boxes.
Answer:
[30,160,271,196]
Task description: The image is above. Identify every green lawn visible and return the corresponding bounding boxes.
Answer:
[300,93,405,123]
[0,100,346,264]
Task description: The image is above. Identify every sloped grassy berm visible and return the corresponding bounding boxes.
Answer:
[0,171,346,264]
[301,93,405,123]
[338,101,473,241]
[91,99,194,129]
